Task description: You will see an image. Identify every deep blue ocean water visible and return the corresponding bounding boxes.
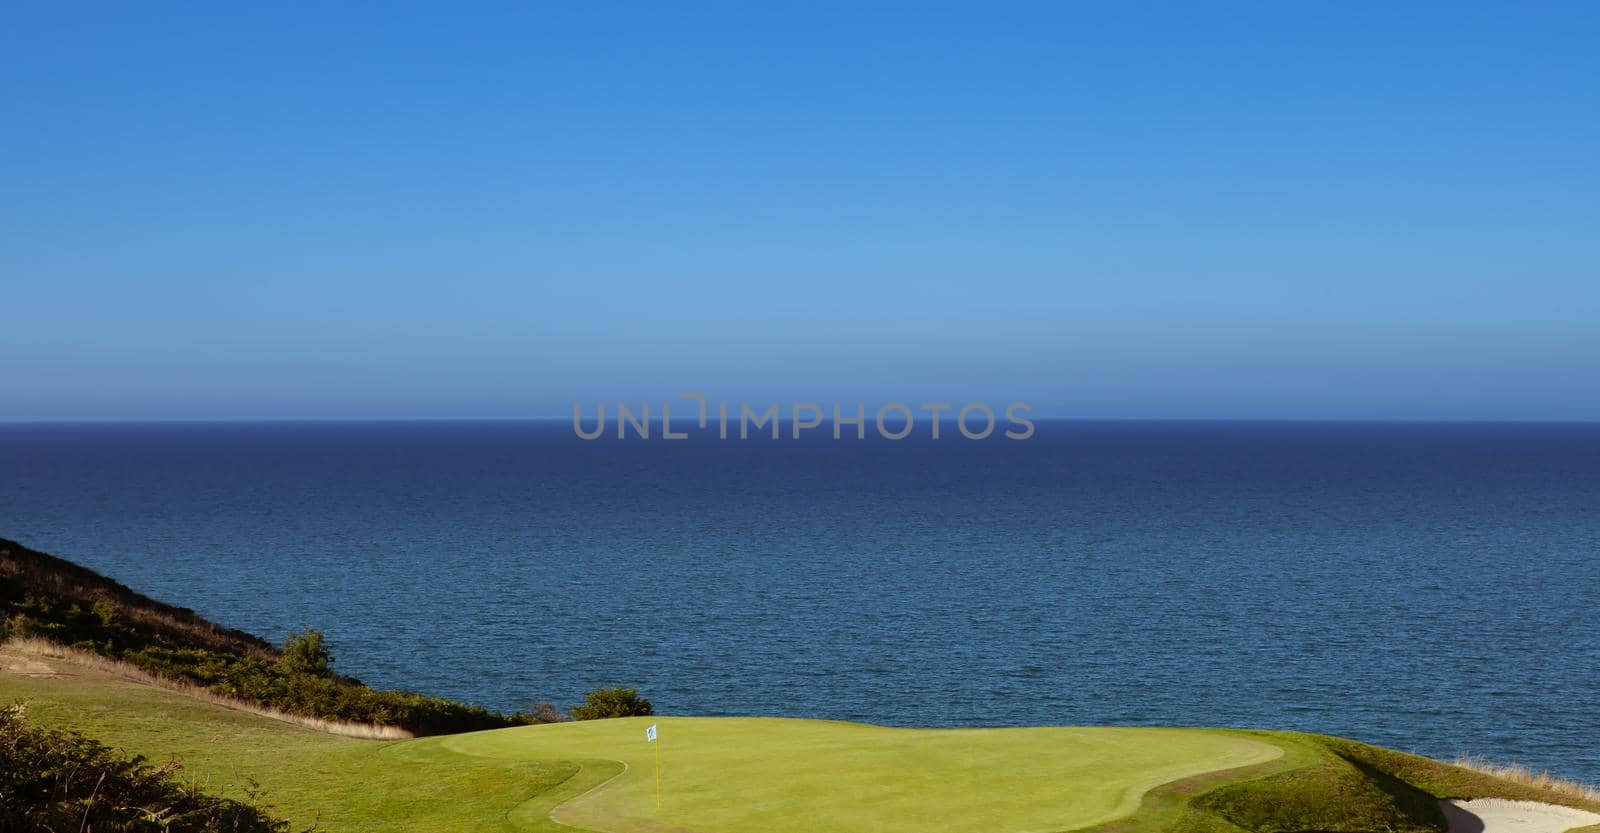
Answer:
[1,421,1597,780]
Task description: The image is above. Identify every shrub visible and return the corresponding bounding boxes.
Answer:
[93,599,121,628]
[571,687,653,720]
[277,628,332,677]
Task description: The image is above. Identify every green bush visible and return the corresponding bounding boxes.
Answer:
[277,627,332,677]
[571,686,653,720]
[0,703,295,832]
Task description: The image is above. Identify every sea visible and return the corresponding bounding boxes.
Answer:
[1,420,1597,781]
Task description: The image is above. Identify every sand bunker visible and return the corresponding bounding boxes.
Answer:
[1441,799,1600,833]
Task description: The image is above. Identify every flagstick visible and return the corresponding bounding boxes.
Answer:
[654,733,662,813]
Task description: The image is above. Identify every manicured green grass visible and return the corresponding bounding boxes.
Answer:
[449,717,1282,833]
[6,648,1596,833]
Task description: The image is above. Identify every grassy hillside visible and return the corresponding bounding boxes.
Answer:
[0,646,572,832]
[0,536,533,735]
[0,701,293,832]
[5,642,1598,833]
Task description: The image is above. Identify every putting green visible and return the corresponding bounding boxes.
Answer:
[442,717,1284,833]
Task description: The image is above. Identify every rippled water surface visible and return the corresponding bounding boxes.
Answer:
[2,421,1597,780]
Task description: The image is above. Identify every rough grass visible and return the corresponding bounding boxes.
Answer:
[1173,733,1600,833]
[1452,754,1600,804]
[1327,737,1600,812]
[1181,733,1448,833]
[5,637,411,739]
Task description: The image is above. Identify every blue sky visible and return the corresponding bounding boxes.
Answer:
[3,2,1596,420]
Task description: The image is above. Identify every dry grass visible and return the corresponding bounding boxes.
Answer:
[3,637,411,740]
[1454,753,1600,804]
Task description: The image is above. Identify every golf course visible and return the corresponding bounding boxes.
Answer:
[6,641,1600,833]
[450,718,1279,833]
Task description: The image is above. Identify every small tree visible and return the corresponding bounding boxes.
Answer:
[570,687,652,721]
[277,627,332,677]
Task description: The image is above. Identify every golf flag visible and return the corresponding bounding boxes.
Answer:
[648,723,663,813]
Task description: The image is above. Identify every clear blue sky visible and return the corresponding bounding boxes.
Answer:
[3,2,1596,420]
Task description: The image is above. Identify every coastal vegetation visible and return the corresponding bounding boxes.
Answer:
[1451,754,1600,804]
[570,686,654,721]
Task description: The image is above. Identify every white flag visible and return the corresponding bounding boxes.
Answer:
[646,723,658,742]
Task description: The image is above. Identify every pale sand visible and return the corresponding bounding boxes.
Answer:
[1441,799,1600,833]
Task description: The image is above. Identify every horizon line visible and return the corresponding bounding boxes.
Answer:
[2,416,1597,426]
